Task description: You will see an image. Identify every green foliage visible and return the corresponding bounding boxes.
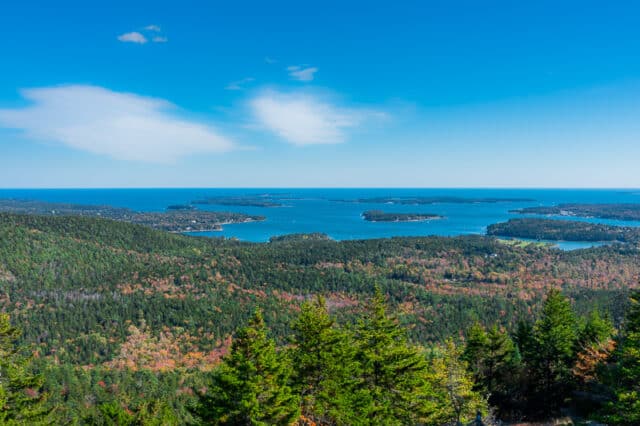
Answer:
[601,290,640,425]
[0,314,49,425]
[350,288,443,424]
[430,339,487,425]
[578,309,614,348]
[527,289,579,415]
[463,323,520,416]
[289,297,359,424]
[195,310,300,425]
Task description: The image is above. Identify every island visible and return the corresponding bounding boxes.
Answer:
[512,203,640,221]
[269,233,332,243]
[362,210,444,222]
[334,196,534,205]
[0,199,264,233]
[192,196,283,208]
[487,218,640,244]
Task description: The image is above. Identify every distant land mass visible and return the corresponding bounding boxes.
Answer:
[488,218,640,244]
[166,204,196,211]
[192,196,283,207]
[0,199,264,232]
[512,203,640,221]
[362,210,444,222]
[334,196,535,205]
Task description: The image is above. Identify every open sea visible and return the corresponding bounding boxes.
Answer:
[1,188,639,250]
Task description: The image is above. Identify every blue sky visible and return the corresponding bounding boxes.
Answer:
[1,0,640,187]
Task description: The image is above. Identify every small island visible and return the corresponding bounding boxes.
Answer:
[512,203,640,221]
[269,233,332,243]
[362,210,444,222]
[487,218,640,244]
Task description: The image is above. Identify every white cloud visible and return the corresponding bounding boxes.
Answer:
[144,25,161,32]
[117,32,148,44]
[251,90,369,145]
[225,77,255,91]
[287,66,318,82]
[0,85,235,162]
[152,36,168,43]
[265,57,277,64]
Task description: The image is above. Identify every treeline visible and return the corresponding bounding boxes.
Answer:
[4,289,640,424]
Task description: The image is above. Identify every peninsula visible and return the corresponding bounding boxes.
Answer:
[487,218,640,244]
[512,203,640,221]
[0,199,264,233]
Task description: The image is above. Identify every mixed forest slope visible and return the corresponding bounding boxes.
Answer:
[1,213,638,365]
[1,213,639,423]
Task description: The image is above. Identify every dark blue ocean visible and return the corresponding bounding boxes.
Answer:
[2,188,640,249]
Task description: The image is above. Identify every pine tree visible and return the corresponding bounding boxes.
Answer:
[351,287,439,425]
[602,290,640,425]
[195,309,300,425]
[463,322,490,380]
[0,313,49,425]
[464,322,520,414]
[289,296,361,424]
[529,289,578,415]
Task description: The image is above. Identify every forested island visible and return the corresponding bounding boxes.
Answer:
[192,196,283,207]
[268,232,332,242]
[488,218,640,243]
[335,196,535,204]
[1,212,640,423]
[362,210,443,222]
[512,203,640,221]
[0,199,264,232]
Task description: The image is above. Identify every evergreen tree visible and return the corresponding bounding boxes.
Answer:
[529,289,578,415]
[0,314,49,425]
[578,310,614,349]
[289,296,360,424]
[463,322,490,379]
[352,287,439,425]
[464,323,520,415]
[602,290,640,425]
[195,309,299,425]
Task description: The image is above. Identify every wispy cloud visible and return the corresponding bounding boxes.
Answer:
[251,90,376,145]
[265,57,278,64]
[225,77,255,91]
[287,66,318,82]
[118,25,167,44]
[117,32,147,44]
[0,85,235,162]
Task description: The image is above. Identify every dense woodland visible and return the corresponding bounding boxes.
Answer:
[1,213,639,424]
[488,218,640,243]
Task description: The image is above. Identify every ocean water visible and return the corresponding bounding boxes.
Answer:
[1,188,639,249]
